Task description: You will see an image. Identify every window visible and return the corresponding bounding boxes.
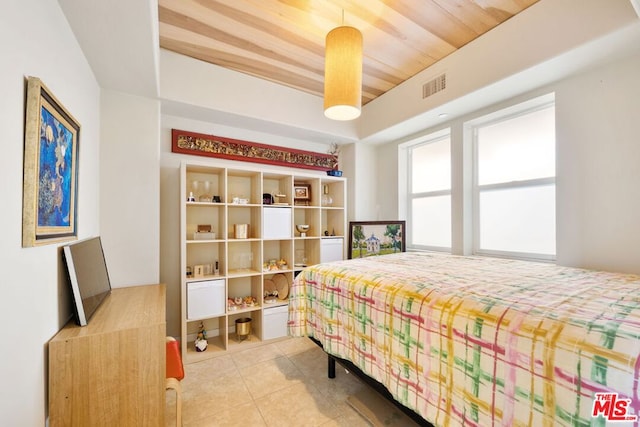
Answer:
[399,94,555,261]
[406,133,451,250]
[473,102,556,259]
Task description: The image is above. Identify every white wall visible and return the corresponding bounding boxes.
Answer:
[0,0,101,424]
[343,143,379,221]
[376,142,400,221]
[160,49,358,143]
[555,53,640,273]
[100,89,161,287]
[159,115,333,337]
[376,49,640,274]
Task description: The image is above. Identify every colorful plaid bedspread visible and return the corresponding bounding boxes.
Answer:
[288,252,640,426]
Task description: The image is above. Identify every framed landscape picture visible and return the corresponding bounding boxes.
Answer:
[348,220,406,259]
[22,77,80,247]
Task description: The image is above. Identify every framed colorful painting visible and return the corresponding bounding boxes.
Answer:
[22,77,80,247]
[348,220,406,259]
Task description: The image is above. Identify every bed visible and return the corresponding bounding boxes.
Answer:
[287,251,640,426]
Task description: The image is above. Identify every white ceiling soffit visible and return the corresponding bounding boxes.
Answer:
[58,0,160,98]
[359,0,640,144]
[158,48,360,145]
[360,20,640,145]
[161,99,358,145]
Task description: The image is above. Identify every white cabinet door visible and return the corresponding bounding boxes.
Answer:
[320,237,344,263]
[263,207,292,239]
[263,305,289,340]
[187,279,226,319]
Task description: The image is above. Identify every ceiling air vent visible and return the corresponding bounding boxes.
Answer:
[423,74,446,99]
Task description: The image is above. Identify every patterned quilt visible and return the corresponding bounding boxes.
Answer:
[287,252,640,426]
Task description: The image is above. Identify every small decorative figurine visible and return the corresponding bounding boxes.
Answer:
[327,142,343,176]
[264,289,278,303]
[195,321,208,352]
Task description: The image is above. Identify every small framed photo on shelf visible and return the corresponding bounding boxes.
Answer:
[348,220,406,259]
[294,183,311,206]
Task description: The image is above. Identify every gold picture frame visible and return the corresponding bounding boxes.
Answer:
[22,77,80,247]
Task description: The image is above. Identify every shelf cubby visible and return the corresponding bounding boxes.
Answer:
[185,316,227,359]
[186,167,226,203]
[228,311,263,344]
[227,205,261,239]
[263,173,293,206]
[320,180,344,208]
[227,275,262,306]
[262,239,293,269]
[185,241,225,279]
[293,238,320,267]
[227,240,261,276]
[321,208,345,238]
[227,169,261,205]
[186,203,225,241]
[293,207,320,238]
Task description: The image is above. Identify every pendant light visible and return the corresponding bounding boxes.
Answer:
[323,15,362,121]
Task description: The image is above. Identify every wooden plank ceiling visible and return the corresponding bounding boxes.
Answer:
[159,0,539,106]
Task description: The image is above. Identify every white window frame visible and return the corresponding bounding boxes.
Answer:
[400,129,452,252]
[470,98,556,261]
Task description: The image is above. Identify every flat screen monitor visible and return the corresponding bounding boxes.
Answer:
[62,236,112,326]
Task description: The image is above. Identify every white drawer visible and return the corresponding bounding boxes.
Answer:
[263,305,289,340]
[187,279,225,319]
[263,207,292,239]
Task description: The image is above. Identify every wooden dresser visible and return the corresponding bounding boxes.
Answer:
[48,284,166,426]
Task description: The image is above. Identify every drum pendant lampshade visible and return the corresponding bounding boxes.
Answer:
[323,26,363,121]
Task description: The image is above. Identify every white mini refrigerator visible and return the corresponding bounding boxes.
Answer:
[187,279,226,319]
[262,305,289,340]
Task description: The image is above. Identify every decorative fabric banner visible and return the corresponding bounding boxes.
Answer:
[171,129,337,171]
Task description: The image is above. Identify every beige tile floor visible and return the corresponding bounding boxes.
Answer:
[165,337,374,427]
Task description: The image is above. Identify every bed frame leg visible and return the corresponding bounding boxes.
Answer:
[328,355,336,378]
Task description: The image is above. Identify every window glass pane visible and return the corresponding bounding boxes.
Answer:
[478,106,555,185]
[411,138,451,193]
[479,185,555,255]
[412,195,451,248]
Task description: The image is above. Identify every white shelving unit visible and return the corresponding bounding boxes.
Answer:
[180,161,347,363]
